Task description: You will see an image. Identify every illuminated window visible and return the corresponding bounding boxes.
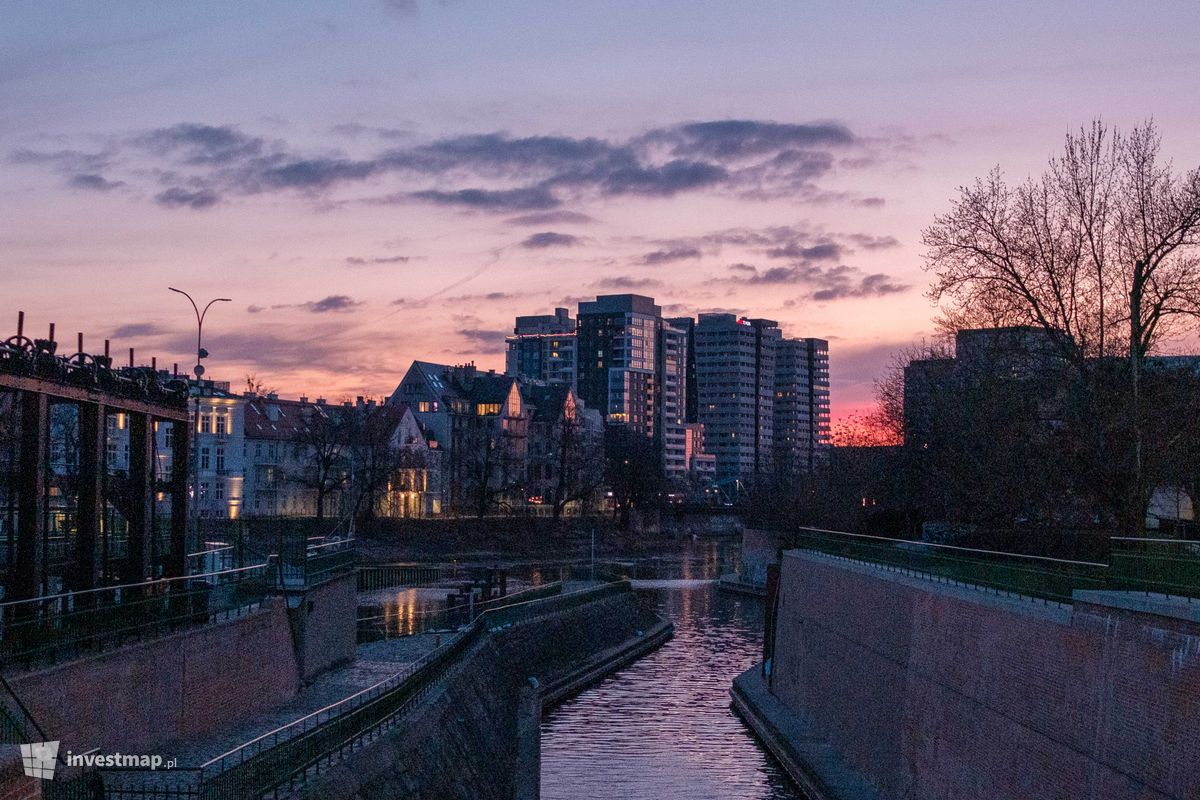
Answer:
[476,403,501,416]
[418,401,432,413]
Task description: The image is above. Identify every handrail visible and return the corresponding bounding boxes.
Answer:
[187,544,235,558]
[196,577,625,779]
[1110,536,1200,544]
[356,580,561,624]
[0,561,272,609]
[793,526,1109,568]
[306,538,354,553]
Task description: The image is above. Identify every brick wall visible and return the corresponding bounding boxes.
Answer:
[770,551,1200,800]
[9,599,300,755]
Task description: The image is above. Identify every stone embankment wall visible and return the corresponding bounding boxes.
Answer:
[10,598,300,755]
[762,550,1200,800]
[5,573,357,758]
[302,587,670,800]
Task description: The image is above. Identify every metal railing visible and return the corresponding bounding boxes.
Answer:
[0,562,274,670]
[278,536,357,589]
[100,576,630,800]
[785,527,1109,604]
[301,538,357,587]
[1108,536,1200,600]
[356,580,564,641]
[787,527,1200,603]
[356,563,455,593]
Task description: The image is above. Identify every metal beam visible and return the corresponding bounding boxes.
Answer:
[167,417,190,578]
[12,392,47,602]
[124,412,154,583]
[0,373,188,422]
[71,402,105,591]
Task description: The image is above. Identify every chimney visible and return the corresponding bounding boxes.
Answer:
[316,397,326,406]
[299,395,308,403]
[356,395,365,407]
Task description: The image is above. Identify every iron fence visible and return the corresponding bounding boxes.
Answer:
[785,527,1109,604]
[356,563,454,593]
[1108,536,1200,600]
[0,562,274,670]
[786,527,1200,603]
[356,579,564,641]
[100,577,630,800]
[302,538,357,587]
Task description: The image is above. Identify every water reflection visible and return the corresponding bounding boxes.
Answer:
[540,563,804,800]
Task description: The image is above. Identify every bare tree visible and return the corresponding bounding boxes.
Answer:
[923,120,1200,533]
[243,373,277,397]
[287,406,351,525]
[549,408,604,519]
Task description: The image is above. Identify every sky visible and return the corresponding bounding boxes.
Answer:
[3,1,1199,420]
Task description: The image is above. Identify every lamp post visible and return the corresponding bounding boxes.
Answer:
[169,288,230,565]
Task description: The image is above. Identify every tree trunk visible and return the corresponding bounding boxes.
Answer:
[1128,264,1146,537]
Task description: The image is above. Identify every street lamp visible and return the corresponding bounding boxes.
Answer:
[169,288,231,380]
[169,288,230,566]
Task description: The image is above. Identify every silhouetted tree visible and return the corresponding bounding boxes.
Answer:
[923,120,1200,533]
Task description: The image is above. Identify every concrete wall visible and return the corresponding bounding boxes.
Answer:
[9,599,300,754]
[288,571,357,682]
[770,551,1200,800]
[740,528,784,585]
[302,589,657,800]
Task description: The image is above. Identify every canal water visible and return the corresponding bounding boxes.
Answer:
[539,546,806,800]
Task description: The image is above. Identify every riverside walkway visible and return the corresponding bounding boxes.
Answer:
[160,634,453,767]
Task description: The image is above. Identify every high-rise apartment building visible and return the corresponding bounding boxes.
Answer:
[660,321,689,479]
[775,337,831,473]
[694,314,781,482]
[575,294,689,479]
[666,316,698,424]
[504,307,577,388]
[576,294,662,438]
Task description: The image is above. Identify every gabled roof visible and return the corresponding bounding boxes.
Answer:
[244,396,333,440]
[390,361,516,409]
[521,382,573,422]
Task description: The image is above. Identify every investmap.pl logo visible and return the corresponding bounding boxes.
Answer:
[19,741,58,780]
[19,741,174,780]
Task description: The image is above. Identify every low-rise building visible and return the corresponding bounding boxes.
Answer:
[390,362,528,515]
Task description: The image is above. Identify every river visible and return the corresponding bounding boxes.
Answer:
[539,546,805,800]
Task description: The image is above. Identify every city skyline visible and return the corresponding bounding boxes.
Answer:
[5,2,1200,420]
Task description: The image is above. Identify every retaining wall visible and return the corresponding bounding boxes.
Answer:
[300,588,667,800]
[765,550,1200,800]
[288,571,357,681]
[10,599,300,755]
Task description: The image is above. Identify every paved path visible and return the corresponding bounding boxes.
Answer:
[161,633,451,767]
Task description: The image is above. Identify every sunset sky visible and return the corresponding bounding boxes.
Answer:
[4,1,1199,419]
